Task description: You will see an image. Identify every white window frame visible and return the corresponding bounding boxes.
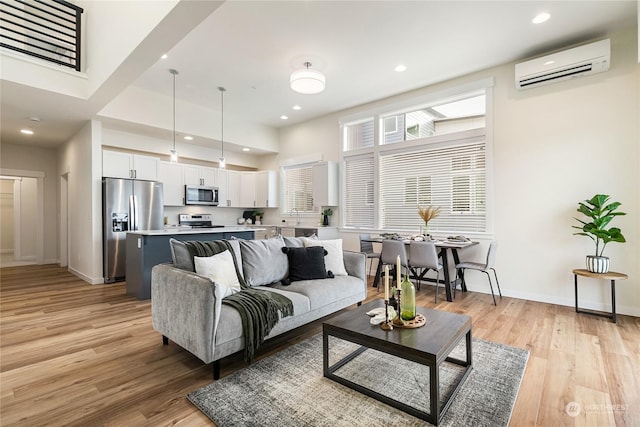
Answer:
[340,78,494,236]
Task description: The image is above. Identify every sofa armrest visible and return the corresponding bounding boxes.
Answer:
[151,263,219,364]
[343,250,366,283]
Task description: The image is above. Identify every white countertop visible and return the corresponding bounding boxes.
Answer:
[128,226,265,236]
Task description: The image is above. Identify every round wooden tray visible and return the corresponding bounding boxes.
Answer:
[393,313,426,328]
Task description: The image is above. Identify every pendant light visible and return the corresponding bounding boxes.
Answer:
[218,86,226,169]
[169,69,179,162]
[290,62,325,94]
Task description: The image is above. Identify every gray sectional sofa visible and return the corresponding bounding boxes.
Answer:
[151,235,367,378]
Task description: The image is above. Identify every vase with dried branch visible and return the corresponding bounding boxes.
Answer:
[418,205,441,235]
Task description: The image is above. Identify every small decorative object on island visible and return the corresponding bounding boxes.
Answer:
[400,274,416,321]
[572,194,626,274]
[418,204,441,235]
[322,208,333,226]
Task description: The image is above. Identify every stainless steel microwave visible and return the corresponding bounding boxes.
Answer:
[185,185,219,206]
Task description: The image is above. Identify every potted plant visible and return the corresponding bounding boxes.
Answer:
[572,194,626,273]
[322,208,333,226]
[418,205,440,235]
[252,210,264,224]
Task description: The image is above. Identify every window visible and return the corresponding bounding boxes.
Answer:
[379,141,486,232]
[282,164,314,213]
[341,83,491,233]
[343,119,374,151]
[381,94,486,145]
[343,154,375,228]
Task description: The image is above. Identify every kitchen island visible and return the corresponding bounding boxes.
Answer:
[125,227,260,300]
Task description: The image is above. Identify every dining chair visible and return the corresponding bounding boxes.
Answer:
[409,241,444,302]
[455,240,502,305]
[359,234,381,278]
[379,239,409,291]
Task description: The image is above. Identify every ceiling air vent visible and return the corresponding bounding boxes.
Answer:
[515,39,610,90]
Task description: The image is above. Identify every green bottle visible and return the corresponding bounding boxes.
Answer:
[400,275,416,321]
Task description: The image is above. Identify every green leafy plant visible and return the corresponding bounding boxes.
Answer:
[572,194,626,256]
[323,208,333,216]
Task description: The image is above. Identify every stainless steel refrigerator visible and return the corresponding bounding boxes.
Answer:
[102,178,164,283]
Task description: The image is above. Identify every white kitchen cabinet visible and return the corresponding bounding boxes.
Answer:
[312,161,338,207]
[157,161,184,206]
[102,150,159,181]
[183,165,216,186]
[255,170,278,208]
[227,170,241,207]
[218,169,241,207]
[240,172,257,207]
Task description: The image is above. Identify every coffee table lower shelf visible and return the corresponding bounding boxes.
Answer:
[322,303,472,425]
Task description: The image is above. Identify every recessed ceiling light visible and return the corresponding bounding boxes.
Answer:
[242,148,250,152]
[280,115,289,120]
[20,129,34,135]
[292,105,301,111]
[161,54,168,59]
[183,135,193,140]
[395,64,407,72]
[532,12,550,24]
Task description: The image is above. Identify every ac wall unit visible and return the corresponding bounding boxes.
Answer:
[515,39,610,90]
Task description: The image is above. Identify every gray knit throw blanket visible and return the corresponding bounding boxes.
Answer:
[183,240,294,363]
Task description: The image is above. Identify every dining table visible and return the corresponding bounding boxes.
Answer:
[363,236,478,302]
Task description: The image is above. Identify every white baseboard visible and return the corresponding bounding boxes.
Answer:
[68,267,104,285]
[497,288,640,318]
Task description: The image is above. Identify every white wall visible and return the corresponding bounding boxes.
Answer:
[80,0,179,95]
[0,144,59,263]
[58,120,104,284]
[99,86,280,154]
[0,179,15,253]
[268,29,640,316]
[17,178,37,260]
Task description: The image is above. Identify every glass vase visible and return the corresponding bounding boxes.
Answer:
[400,275,416,321]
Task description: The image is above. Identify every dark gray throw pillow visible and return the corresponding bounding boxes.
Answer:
[281,246,333,284]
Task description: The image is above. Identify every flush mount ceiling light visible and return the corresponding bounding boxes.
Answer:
[290,62,325,94]
[218,86,226,169]
[169,69,179,162]
[20,129,34,135]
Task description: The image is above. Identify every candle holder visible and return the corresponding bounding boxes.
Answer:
[392,288,405,326]
[380,299,394,330]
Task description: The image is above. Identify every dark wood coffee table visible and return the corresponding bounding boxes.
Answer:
[323,300,472,425]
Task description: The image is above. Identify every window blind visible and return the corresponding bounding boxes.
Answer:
[343,154,375,228]
[344,119,374,151]
[379,140,486,233]
[283,165,313,213]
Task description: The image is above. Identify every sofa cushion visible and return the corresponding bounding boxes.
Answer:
[283,235,317,248]
[270,276,364,311]
[282,246,329,282]
[194,250,242,293]
[240,236,288,287]
[303,238,348,276]
[214,287,311,346]
[169,238,194,272]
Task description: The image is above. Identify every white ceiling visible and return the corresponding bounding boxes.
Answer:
[1,1,636,149]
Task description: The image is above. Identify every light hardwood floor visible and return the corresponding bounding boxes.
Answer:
[1,264,638,426]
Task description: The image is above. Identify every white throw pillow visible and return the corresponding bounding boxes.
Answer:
[194,250,242,292]
[303,238,348,276]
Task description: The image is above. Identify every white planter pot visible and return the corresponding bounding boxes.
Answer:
[586,255,610,273]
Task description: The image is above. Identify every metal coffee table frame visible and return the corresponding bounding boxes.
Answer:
[323,301,472,425]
